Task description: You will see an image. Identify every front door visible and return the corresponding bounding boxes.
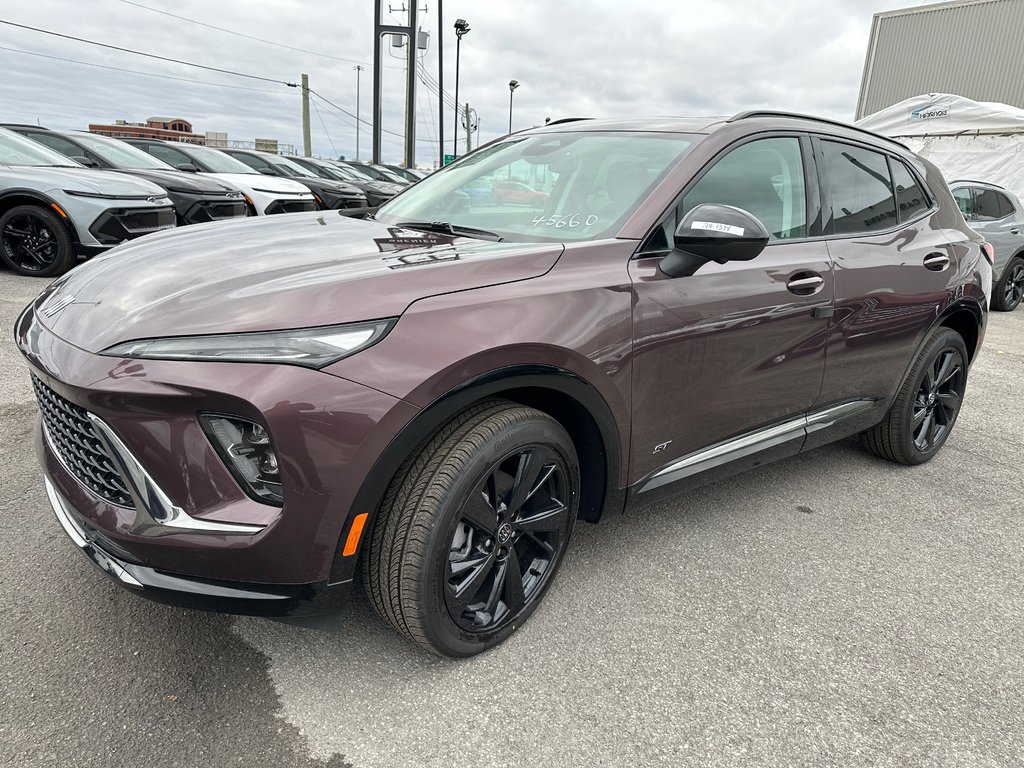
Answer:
[629,135,833,488]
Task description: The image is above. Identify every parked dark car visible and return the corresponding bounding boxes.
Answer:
[341,160,410,186]
[219,148,367,211]
[286,156,399,207]
[950,180,1024,311]
[384,165,425,182]
[19,112,991,657]
[3,125,247,226]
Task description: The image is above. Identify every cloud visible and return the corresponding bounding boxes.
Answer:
[0,0,940,166]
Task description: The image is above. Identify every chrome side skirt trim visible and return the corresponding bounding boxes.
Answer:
[637,399,877,494]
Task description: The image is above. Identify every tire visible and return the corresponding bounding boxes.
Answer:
[362,400,580,657]
[0,205,77,277]
[992,256,1024,312]
[860,327,969,465]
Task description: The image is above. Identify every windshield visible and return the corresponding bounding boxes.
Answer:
[0,127,81,167]
[373,165,409,183]
[333,162,374,182]
[68,132,174,170]
[267,156,318,178]
[376,131,698,242]
[350,163,393,182]
[186,145,258,174]
[301,160,353,183]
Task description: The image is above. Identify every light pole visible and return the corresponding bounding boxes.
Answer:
[353,64,364,160]
[453,18,470,159]
[508,79,520,134]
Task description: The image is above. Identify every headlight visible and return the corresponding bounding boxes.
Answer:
[101,319,396,368]
[200,415,283,505]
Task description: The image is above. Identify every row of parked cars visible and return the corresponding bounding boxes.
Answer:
[0,124,424,277]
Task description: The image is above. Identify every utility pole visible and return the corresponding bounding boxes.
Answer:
[437,0,444,167]
[452,19,470,159]
[353,65,364,160]
[464,103,472,154]
[300,73,311,157]
[373,1,418,166]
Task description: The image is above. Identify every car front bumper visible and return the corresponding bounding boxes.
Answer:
[18,303,419,615]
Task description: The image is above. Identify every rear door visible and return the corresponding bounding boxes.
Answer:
[629,135,833,488]
[814,138,957,435]
[955,185,1020,277]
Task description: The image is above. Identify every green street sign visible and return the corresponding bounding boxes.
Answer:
[443,154,456,165]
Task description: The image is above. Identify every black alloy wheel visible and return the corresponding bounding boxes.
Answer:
[995,257,1024,311]
[445,446,571,632]
[910,347,966,452]
[0,205,76,277]
[861,327,969,465]
[363,400,580,657]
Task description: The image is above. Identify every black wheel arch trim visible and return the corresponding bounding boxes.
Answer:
[886,298,984,413]
[328,365,626,584]
[0,188,83,250]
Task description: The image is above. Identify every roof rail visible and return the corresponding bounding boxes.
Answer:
[543,117,593,126]
[0,123,51,131]
[727,110,910,151]
[949,179,1006,190]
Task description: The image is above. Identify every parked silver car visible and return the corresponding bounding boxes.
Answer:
[0,127,175,276]
[951,181,1024,311]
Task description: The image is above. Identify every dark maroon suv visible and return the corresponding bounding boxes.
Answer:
[17,112,992,656]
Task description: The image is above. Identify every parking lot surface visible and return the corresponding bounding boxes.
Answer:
[2,269,1021,768]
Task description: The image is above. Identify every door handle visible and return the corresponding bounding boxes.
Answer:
[923,253,950,271]
[786,273,825,294]
[1011,229,1021,235]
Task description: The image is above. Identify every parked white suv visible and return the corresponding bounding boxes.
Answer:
[124,139,317,216]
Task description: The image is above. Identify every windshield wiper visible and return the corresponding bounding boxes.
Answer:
[397,220,504,242]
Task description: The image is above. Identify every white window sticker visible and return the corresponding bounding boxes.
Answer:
[691,220,745,237]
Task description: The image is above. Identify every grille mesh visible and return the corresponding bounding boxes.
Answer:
[32,376,134,507]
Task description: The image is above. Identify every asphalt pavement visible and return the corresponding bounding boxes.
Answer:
[1,269,1021,768]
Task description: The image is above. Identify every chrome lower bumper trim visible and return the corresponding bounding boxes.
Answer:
[45,477,143,587]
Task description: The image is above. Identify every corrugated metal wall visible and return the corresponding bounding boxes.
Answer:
[857,0,1024,118]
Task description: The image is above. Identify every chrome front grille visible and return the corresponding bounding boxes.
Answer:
[32,376,135,507]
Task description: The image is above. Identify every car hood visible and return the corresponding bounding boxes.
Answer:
[1,165,167,196]
[116,168,239,195]
[204,172,312,195]
[34,211,563,352]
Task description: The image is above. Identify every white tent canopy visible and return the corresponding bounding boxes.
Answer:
[856,93,1024,196]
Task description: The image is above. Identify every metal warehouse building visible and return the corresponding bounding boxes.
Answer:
[856,0,1024,119]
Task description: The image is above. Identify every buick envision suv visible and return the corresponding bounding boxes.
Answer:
[18,113,991,656]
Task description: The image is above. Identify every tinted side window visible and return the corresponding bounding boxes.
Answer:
[891,161,929,223]
[973,187,1007,221]
[997,191,1016,218]
[147,144,190,167]
[952,187,974,218]
[231,153,268,172]
[681,137,807,240]
[821,140,896,234]
[30,133,82,159]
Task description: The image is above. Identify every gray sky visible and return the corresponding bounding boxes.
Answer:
[0,0,940,167]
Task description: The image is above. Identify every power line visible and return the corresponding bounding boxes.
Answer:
[0,19,297,86]
[310,97,338,158]
[117,0,405,70]
[310,91,438,146]
[0,44,289,94]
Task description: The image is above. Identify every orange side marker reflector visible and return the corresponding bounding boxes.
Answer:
[342,512,369,556]
[51,203,69,219]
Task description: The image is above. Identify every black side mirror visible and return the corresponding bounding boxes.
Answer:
[176,163,199,173]
[659,203,770,278]
[258,167,280,176]
[70,155,98,168]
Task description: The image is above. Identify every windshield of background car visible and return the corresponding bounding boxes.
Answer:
[375,131,698,242]
[69,133,175,171]
[335,163,375,181]
[0,128,81,167]
[267,156,318,178]
[186,145,258,174]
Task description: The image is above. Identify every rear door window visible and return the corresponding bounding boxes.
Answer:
[973,187,1008,221]
[890,160,929,223]
[820,140,896,234]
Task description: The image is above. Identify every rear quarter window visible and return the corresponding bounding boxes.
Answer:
[890,160,930,223]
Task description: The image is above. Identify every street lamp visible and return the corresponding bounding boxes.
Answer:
[453,18,470,159]
[508,79,520,134]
